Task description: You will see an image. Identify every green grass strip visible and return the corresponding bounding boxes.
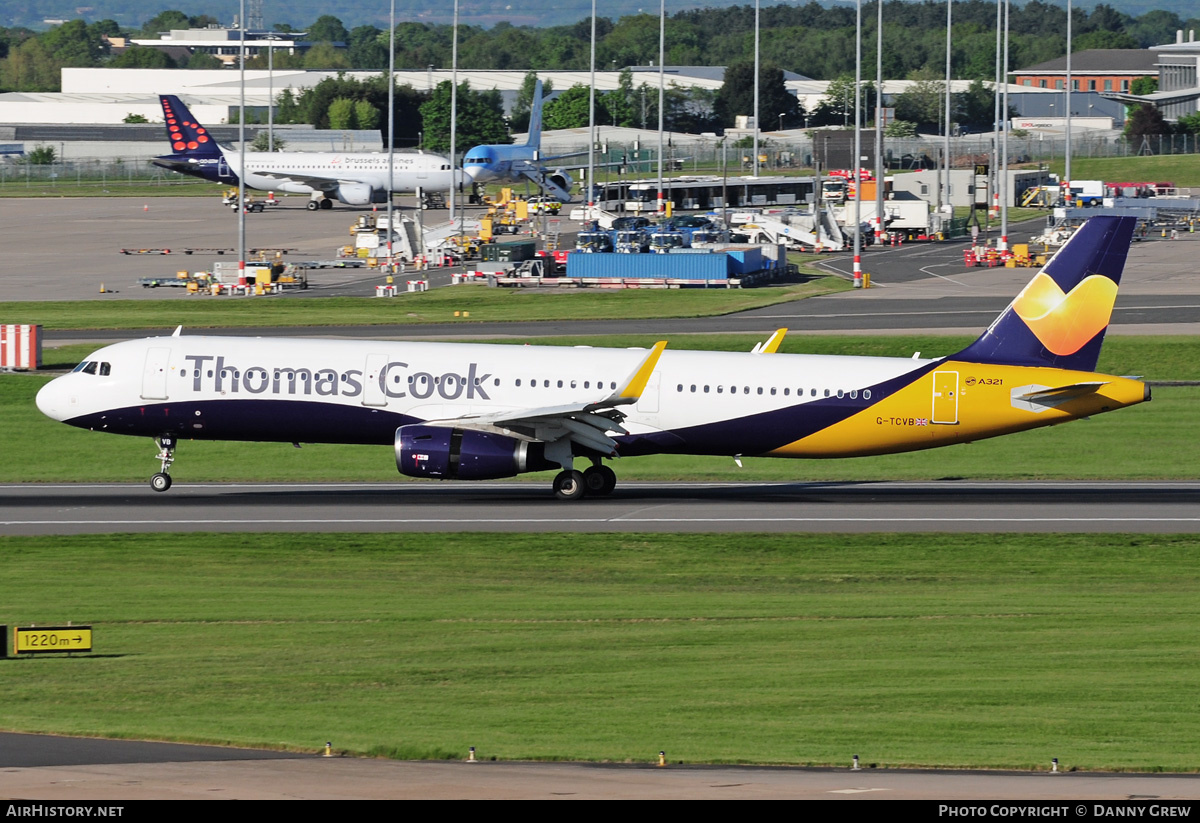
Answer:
[1042,154,1200,189]
[2,532,1198,770]
[0,278,848,330]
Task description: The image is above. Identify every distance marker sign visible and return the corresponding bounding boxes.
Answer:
[15,626,92,654]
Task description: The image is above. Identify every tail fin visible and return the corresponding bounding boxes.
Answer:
[158,94,222,158]
[954,216,1135,372]
[525,79,543,150]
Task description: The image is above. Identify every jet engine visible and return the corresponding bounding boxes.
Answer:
[395,425,556,480]
[541,169,574,203]
[335,182,388,206]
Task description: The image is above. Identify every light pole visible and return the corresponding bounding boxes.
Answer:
[386,0,395,273]
[450,0,459,228]
[588,0,596,215]
[265,33,281,151]
[753,0,760,177]
[1065,0,1073,205]
[657,0,665,216]
[853,0,862,288]
[874,0,884,246]
[237,0,246,289]
[943,0,952,220]
[833,0,863,286]
[778,112,785,132]
[1000,0,1010,252]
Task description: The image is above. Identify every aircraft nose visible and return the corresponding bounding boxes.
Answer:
[35,376,70,421]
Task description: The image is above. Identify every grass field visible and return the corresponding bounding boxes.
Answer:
[0,277,847,330]
[2,532,1199,770]
[7,334,1199,484]
[0,179,215,198]
[1044,154,1200,188]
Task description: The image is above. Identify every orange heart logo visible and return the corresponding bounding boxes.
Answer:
[1012,272,1118,356]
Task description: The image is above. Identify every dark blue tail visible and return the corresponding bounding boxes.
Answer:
[150,95,232,182]
[158,95,222,157]
[954,216,1135,372]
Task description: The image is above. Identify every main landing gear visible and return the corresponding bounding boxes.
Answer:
[151,435,175,492]
[553,462,617,501]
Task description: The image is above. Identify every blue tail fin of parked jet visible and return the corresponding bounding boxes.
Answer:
[150,95,232,183]
[525,80,543,151]
[158,95,223,158]
[954,215,1135,373]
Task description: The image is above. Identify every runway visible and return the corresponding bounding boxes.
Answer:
[6,746,1200,800]
[4,480,1199,535]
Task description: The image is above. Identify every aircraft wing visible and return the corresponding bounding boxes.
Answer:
[423,342,667,456]
[245,169,345,194]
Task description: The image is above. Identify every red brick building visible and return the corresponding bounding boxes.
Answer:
[1011,49,1156,94]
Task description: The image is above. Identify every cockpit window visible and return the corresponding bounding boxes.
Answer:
[72,361,110,375]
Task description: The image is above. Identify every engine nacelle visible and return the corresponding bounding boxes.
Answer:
[335,182,388,206]
[395,425,555,480]
[542,169,574,203]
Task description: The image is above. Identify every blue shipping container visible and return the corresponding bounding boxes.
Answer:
[567,253,730,280]
[722,246,764,275]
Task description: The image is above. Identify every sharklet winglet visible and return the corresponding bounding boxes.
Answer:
[605,341,667,405]
[759,328,787,354]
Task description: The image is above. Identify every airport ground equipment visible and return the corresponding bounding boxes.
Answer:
[731,207,844,251]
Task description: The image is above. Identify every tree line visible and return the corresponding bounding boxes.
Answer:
[3,3,1199,141]
[5,3,1200,93]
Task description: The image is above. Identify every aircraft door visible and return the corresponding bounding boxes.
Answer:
[932,371,959,424]
[218,156,232,181]
[140,347,171,400]
[362,354,389,407]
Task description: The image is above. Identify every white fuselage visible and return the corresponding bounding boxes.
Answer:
[35,336,922,457]
[223,151,465,194]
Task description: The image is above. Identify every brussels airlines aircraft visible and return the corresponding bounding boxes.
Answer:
[150,94,464,210]
[36,217,1147,499]
[461,80,577,203]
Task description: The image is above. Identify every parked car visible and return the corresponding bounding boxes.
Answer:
[526,195,562,215]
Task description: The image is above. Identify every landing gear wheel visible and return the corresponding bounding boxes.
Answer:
[319,198,333,210]
[152,435,175,492]
[306,200,320,211]
[583,465,616,496]
[553,469,586,501]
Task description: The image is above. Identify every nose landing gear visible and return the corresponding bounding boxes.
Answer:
[151,435,175,492]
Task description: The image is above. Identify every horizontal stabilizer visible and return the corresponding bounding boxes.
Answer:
[1010,381,1107,412]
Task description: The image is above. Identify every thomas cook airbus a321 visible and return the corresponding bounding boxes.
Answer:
[36,216,1147,500]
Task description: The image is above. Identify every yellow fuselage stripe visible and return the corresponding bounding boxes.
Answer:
[766,361,1148,458]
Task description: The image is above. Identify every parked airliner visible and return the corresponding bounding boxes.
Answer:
[36,217,1147,499]
[461,79,578,202]
[150,94,465,210]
